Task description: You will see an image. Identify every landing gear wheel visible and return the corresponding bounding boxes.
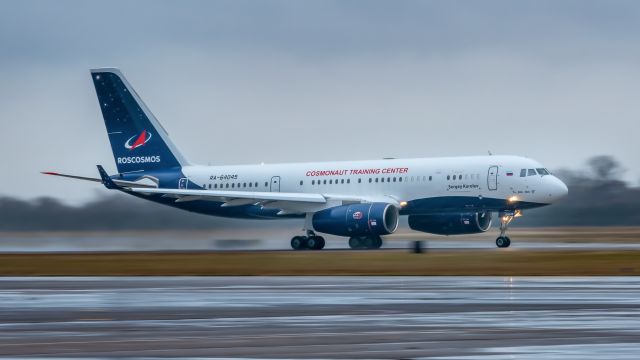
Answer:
[306,236,318,249]
[496,236,510,248]
[348,236,361,249]
[314,236,326,250]
[291,236,305,250]
[373,236,383,249]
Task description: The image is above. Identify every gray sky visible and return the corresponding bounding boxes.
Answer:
[1,0,639,203]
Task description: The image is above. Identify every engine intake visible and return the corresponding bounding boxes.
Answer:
[408,212,492,235]
[312,203,399,237]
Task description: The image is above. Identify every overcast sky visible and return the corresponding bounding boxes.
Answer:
[1,0,639,203]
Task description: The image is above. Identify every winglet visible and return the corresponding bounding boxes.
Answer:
[97,165,119,189]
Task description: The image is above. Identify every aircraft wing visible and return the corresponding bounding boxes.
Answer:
[128,187,336,214]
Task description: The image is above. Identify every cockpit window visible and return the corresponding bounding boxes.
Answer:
[520,169,527,177]
[527,169,537,176]
[536,168,550,176]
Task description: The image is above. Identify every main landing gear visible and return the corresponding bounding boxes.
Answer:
[348,235,383,250]
[291,231,325,250]
[496,210,521,248]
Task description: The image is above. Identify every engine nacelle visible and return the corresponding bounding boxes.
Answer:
[312,203,399,237]
[408,212,492,235]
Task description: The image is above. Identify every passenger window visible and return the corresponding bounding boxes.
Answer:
[323,180,327,185]
[393,177,396,182]
[528,169,536,176]
[232,183,235,188]
[312,180,315,185]
[265,182,268,187]
[329,180,332,184]
[243,182,247,187]
[387,177,391,182]
[347,179,351,184]
[447,175,450,180]
[249,182,252,188]
[381,177,384,183]
[358,178,361,183]
[399,177,402,182]
[341,179,344,184]
[375,178,379,183]
[226,183,229,188]
[368,178,372,183]
[429,176,432,181]
[299,180,303,186]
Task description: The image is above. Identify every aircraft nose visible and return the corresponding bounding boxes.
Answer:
[548,176,568,201]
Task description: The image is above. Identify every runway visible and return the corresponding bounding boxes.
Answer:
[1,277,639,358]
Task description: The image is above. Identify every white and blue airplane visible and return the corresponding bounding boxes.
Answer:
[44,68,568,250]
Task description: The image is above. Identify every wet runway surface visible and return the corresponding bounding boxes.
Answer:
[1,277,639,358]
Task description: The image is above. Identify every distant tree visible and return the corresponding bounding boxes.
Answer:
[587,155,624,180]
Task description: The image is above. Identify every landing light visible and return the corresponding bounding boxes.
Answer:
[508,196,518,203]
[400,201,408,207]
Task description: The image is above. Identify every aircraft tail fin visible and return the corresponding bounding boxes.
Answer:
[90,68,189,174]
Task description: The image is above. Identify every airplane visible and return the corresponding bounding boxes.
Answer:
[44,68,569,250]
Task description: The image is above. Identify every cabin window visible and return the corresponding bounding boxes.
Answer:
[243,182,246,187]
[347,179,351,184]
[312,180,315,185]
[323,180,327,185]
[375,178,379,183]
[398,177,402,182]
[381,177,385,183]
[447,175,450,180]
[329,179,333,184]
[265,182,268,187]
[369,178,372,183]
[429,176,432,181]
[299,180,303,186]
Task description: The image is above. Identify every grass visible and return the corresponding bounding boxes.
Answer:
[1,249,639,276]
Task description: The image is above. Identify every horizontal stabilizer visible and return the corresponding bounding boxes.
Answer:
[42,171,157,188]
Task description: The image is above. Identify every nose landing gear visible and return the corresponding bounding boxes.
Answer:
[496,210,521,248]
[291,231,325,250]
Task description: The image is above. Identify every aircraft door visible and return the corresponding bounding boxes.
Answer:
[487,166,498,191]
[270,176,281,192]
[178,177,188,189]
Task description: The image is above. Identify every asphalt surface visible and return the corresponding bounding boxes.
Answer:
[1,277,639,359]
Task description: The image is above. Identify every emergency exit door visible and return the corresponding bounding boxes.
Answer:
[270,176,281,192]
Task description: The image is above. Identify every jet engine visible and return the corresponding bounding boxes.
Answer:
[312,203,399,237]
[408,212,492,235]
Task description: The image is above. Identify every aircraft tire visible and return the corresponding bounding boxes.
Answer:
[315,236,326,250]
[348,236,361,249]
[291,236,305,250]
[496,236,510,248]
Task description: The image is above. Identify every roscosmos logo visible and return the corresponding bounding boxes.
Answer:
[125,130,152,150]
